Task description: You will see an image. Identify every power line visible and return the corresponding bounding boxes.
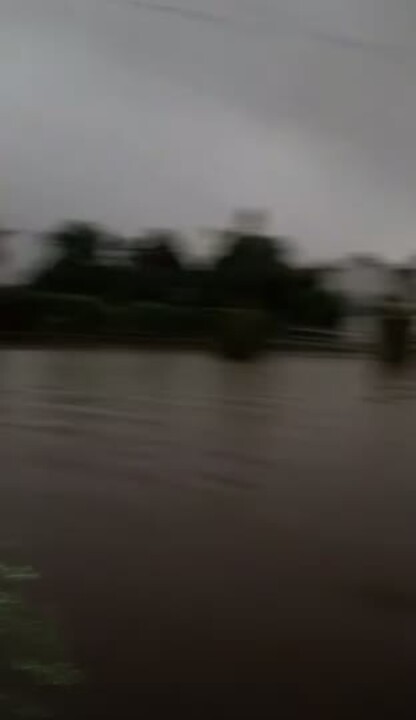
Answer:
[125,1,231,26]
[20,0,413,64]
[110,0,411,62]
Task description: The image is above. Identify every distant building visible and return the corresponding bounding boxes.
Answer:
[180,228,223,263]
[231,209,270,236]
[321,255,405,342]
[322,255,392,309]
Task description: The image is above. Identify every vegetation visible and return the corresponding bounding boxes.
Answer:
[0,220,346,358]
[0,564,81,719]
[219,308,271,360]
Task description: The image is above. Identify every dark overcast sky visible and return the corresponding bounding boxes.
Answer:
[1,0,416,260]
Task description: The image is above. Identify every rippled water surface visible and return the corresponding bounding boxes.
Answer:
[1,351,416,716]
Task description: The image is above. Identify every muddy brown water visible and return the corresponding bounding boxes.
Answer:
[1,350,416,716]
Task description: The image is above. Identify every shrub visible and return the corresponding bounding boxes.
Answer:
[218,307,271,360]
[0,564,81,718]
[32,293,106,334]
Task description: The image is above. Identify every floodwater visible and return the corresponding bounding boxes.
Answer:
[1,351,416,716]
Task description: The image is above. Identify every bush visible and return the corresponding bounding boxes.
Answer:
[218,307,271,360]
[110,303,217,341]
[0,288,45,333]
[32,293,106,335]
[0,564,81,718]
[0,290,107,337]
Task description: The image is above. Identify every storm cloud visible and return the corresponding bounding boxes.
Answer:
[1,0,416,261]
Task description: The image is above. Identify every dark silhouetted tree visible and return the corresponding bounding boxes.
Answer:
[33,222,105,297]
[130,231,184,303]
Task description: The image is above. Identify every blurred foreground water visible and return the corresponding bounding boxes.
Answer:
[1,351,416,716]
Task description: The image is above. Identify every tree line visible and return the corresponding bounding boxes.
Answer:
[0,221,346,354]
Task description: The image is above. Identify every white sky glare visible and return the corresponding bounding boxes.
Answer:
[1,0,416,261]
